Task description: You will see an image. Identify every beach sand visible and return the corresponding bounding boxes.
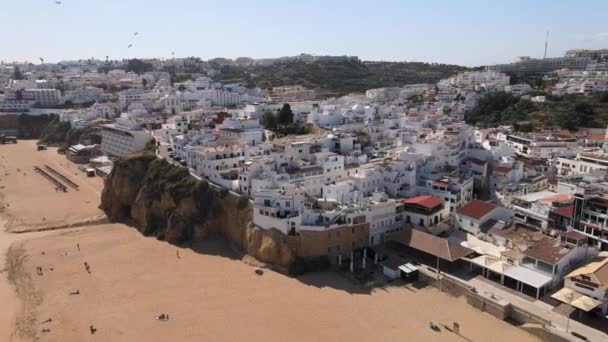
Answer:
[0,140,540,341]
[0,140,105,232]
[16,224,540,342]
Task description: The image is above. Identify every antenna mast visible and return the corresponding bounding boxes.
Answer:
[543,30,550,59]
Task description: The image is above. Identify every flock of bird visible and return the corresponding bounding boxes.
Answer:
[47,1,174,62]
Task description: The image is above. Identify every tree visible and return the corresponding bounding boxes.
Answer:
[142,78,148,88]
[126,58,153,76]
[12,66,24,80]
[177,84,186,92]
[278,103,294,125]
[260,111,277,130]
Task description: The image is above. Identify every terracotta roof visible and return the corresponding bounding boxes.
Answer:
[566,252,608,288]
[494,166,512,174]
[552,205,574,218]
[456,200,497,220]
[523,237,573,264]
[403,195,443,209]
[432,180,450,188]
[469,158,486,166]
[396,229,474,262]
[586,134,605,141]
[539,193,572,205]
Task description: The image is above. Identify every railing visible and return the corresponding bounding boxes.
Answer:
[34,166,67,192]
[44,165,79,190]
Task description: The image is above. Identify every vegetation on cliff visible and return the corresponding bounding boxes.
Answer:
[212,59,470,97]
[100,152,296,265]
[465,91,608,131]
[0,113,58,139]
[102,153,219,243]
[38,118,103,151]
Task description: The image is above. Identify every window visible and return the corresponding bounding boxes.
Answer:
[285,201,291,207]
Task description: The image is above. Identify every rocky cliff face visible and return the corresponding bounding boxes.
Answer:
[100,153,295,266]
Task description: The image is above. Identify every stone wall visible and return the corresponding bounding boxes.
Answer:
[295,223,369,258]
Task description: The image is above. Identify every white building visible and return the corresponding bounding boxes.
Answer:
[455,199,513,236]
[555,251,608,315]
[101,121,152,157]
[5,88,61,107]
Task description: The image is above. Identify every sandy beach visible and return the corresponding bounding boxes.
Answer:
[0,140,105,233]
[16,224,540,342]
[0,140,540,341]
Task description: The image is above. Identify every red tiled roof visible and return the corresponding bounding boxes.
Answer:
[494,166,512,174]
[553,205,574,218]
[586,134,606,141]
[432,181,450,188]
[456,200,497,220]
[403,195,443,209]
[469,158,486,166]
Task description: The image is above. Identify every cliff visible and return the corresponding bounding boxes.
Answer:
[0,113,57,138]
[100,153,295,265]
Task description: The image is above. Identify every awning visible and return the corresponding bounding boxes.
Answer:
[398,263,419,274]
[503,265,552,289]
[551,288,602,312]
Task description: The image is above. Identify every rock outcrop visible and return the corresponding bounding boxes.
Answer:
[100,152,295,266]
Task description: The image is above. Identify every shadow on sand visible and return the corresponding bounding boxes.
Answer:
[128,224,420,296]
[180,235,244,262]
[293,271,374,295]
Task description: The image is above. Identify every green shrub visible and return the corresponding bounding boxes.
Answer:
[219,188,228,198]
[237,194,249,210]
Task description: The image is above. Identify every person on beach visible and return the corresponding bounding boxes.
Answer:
[77,243,80,251]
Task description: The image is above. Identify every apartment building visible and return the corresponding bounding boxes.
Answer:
[402,195,450,235]
[188,144,245,189]
[511,191,572,232]
[252,187,369,258]
[556,153,608,177]
[505,133,579,159]
[100,122,152,157]
[5,88,61,107]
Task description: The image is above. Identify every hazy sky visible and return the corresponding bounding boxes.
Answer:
[2,0,607,66]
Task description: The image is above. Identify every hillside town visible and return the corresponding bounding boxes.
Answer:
[3,48,608,341]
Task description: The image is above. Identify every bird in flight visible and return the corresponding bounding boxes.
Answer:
[39,57,44,63]
[128,44,133,48]
[55,1,62,4]
[134,32,139,36]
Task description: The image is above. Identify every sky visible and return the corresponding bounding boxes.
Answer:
[1,0,608,66]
